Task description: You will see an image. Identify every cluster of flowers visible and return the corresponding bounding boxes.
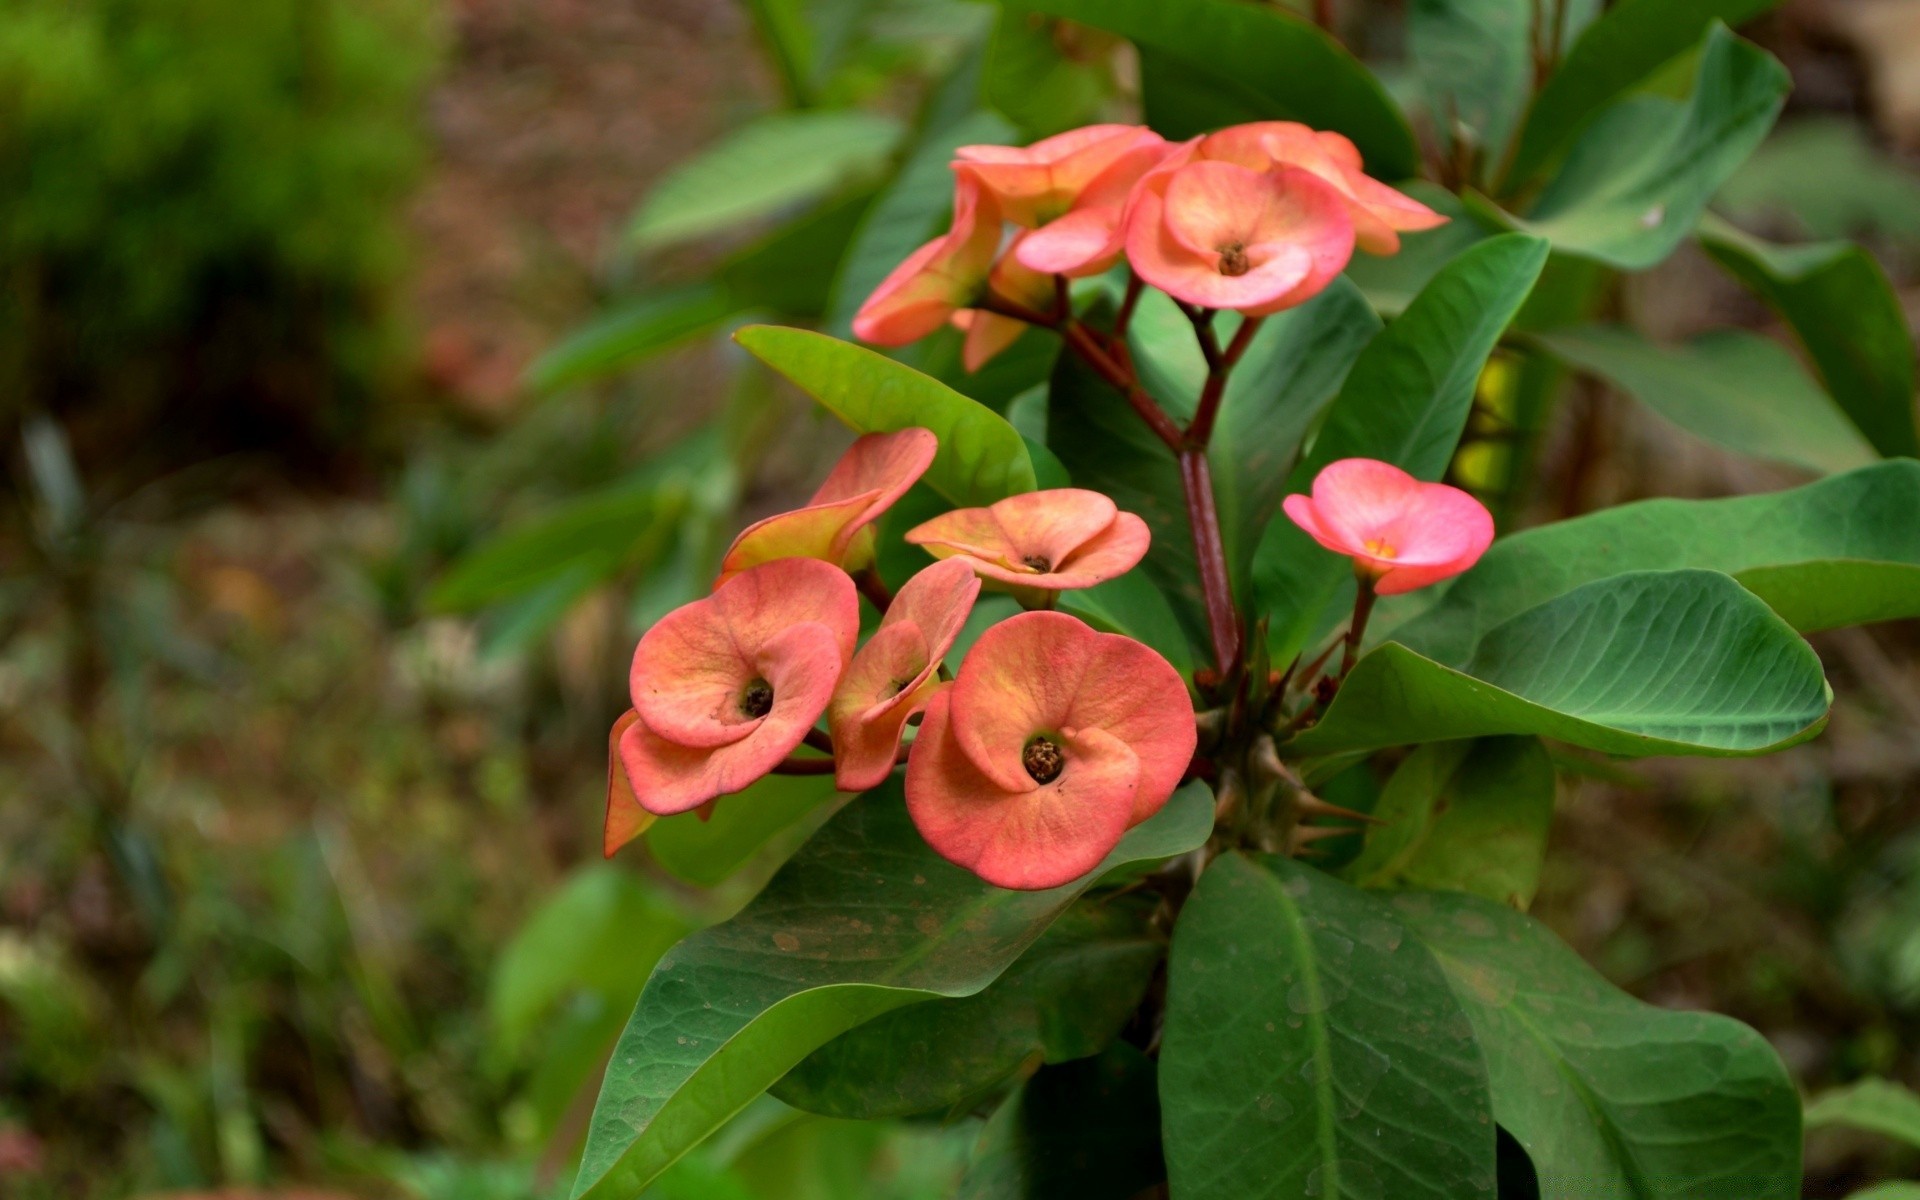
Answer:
[852,120,1448,362]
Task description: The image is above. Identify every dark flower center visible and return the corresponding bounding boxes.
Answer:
[1022,554,1052,573]
[740,678,774,718]
[1218,242,1250,277]
[1023,736,1064,784]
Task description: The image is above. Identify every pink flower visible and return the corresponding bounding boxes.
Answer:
[718,427,937,584]
[1281,458,1495,595]
[1202,122,1447,255]
[853,176,1004,347]
[613,558,858,823]
[905,488,1150,596]
[956,124,1165,229]
[827,558,980,792]
[905,611,1195,890]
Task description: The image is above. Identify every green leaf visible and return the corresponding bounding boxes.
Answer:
[773,897,1161,1119]
[734,325,1038,506]
[1396,890,1802,1200]
[1010,0,1420,178]
[1388,461,1920,661]
[1409,0,1535,174]
[983,7,1110,138]
[1504,0,1784,189]
[1292,570,1830,760]
[526,284,741,394]
[1497,26,1788,270]
[1717,117,1920,245]
[740,0,817,107]
[1805,1079,1920,1150]
[959,1043,1165,1199]
[1699,218,1920,459]
[1345,737,1556,908]
[647,774,844,889]
[1847,1186,1920,1200]
[1160,854,1495,1200]
[571,780,1213,1199]
[1342,185,1488,317]
[1059,568,1198,682]
[719,189,877,319]
[1252,234,1548,662]
[627,111,905,253]
[1534,325,1877,475]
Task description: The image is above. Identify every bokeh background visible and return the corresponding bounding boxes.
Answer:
[2,1,1919,1196]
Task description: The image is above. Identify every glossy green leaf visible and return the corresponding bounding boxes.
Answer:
[1059,568,1198,682]
[1534,325,1877,475]
[526,284,741,394]
[1160,854,1495,1200]
[1253,234,1548,662]
[734,325,1038,506]
[1397,890,1802,1200]
[628,111,904,253]
[1700,218,1920,459]
[773,897,1161,1119]
[1497,26,1788,270]
[1009,0,1419,178]
[1805,1079,1920,1150]
[1345,737,1556,908]
[1504,0,1783,188]
[959,1043,1165,1199]
[1409,0,1534,173]
[647,774,843,889]
[1291,570,1831,759]
[1342,185,1488,317]
[1389,461,1920,662]
[571,780,1213,1199]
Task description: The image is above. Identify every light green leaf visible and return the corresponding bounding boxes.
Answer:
[1699,218,1920,459]
[1847,1186,1920,1200]
[1805,1079,1920,1151]
[1497,25,1788,270]
[1345,737,1556,908]
[1160,854,1495,1200]
[628,111,904,253]
[1386,461,1920,661]
[1008,0,1419,178]
[734,325,1038,505]
[1534,325,1877,475]
[1504,0,1784,188]
[1718,117,1920,245]
[1253,234,1548,663]
[571,780,1213,1199]
[527,284,741,394]
[773,897,1162,1119]
[647,774,843,889]
[1398,890,1802,1200]
[1290,570,1831,759]
[959,1043,1165,1199]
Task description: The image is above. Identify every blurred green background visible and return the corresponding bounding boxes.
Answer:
[2,1,1919,1197]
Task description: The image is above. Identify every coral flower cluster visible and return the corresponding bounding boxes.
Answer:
[853,121,1446,364]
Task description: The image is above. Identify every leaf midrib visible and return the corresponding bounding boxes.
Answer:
[1254,861,1342,1198]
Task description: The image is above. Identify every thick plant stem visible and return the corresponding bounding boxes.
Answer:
[855,566,893,613]
[1180,449,1241,677]
[1338,576,1379,680]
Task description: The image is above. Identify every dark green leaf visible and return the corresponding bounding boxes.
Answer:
[1504,0,1784,189]
[1291,570,1831,759]
[1699,218,1920,459]
[1342,186,1489,317]
[647,774,844,889]
[720,190,877,318]
[734,325,1038,506]
[959,1043,1165,1199]
[1804,1079,1920,1151]
[1160,854,1495,1200]
[1059,568,1198,681]
[572,780,1213,1199]
[1345,737,1556,908]
[1139,47,1278,142]
[1534,325,1876,475]
[984,7,1110,138]
[1388,460,1920,660]
[739,0,817,107]
[429,480,686,612]
[1010,0,1419,178]
[526,285,741,394]
[1397,890,1801,1199]
[774,897,1161,1119]
[1409,0,1534,174]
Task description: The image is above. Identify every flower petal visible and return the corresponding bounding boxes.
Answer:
[603,709,655,856]
[710,556,861,666]
[718,492,883,584]
[949,610,1099,793]
[1057,628,1195,825]
[852,176,1001,344]
[829,620,935,792]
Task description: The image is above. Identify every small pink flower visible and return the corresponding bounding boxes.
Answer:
[905,611,1195,890]
[718,427,937,583]
[956,124,1165,229]
[828,558,980,792]
[614,558,858,821]
[1281,458,1494,595]
[1202,122,1447,255]
[1125,156,1355,315]
[949,233,1055,372]
[905,488,1150,595]
[853,177,1004,347]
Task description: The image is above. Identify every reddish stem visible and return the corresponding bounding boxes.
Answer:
[772,756,836,775]
[1115,272,1146,338]
[1180,449,1242,677]
[1314,0,1336,33]
[855,567,893,613]
[1337,576,1379,681]
[1187,316,1263,449]
[1061,322,1185,450]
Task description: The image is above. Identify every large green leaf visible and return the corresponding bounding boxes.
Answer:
[1848,1187,1920,1200]
[734,325,1038,506]
[1386,460,1920,662]
[1495,26,1788,271]
[717,189,877,319]
[1345,737,1556,908]
[1252,234,1548,662]
[1398,890,1801,1199]
[983,6,1109,139]
[1160,854,1495,1199]
[1534,326,1877,475]
[1700,218,1920,459]
[647,774,844,889]
[1409,0,1534,174]
[773,897,1161,1119]
[1342,185,1488,317]
[1059,568,1198,682]
[1008,0,1419,178]
[628,111,904,253]
[571,781,1212,1199]
[1504,0,1783,189]
[526,285,742,394]
[1805,1079,1920,1151]
[959,1043,1165,1199]
[1290,570,1831,759]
